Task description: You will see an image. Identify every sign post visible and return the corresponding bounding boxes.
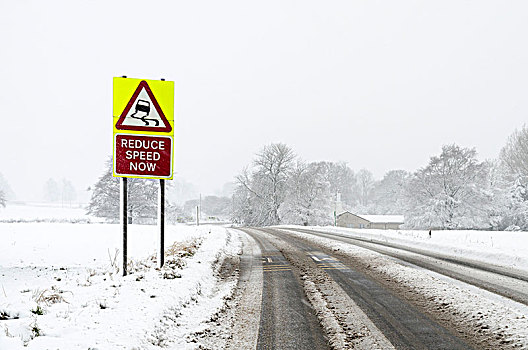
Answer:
[121,177,128,276]
[113,76,174,273]
[158,179,165,269]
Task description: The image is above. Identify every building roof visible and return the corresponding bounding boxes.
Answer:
[338,211,404,224]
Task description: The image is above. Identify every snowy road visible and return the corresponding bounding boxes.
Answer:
[230,228,472,349]
[225,227,528,350]
[288,227,528,306]
[241,228,329,349]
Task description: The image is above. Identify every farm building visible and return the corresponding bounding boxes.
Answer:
[336,211,404,229]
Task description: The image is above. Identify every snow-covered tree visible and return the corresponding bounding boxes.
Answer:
[43,178,60,202]
[166,177,198,206]
[404,144,488,230]
[370,170,410,214]
[498,178,528,230]
[0,173,15,200]
[499,124,528,181]
[279,161,331,226]
[355,169,375,208]
[232,180,253,224]
[61,179,77,206]
[86,157,159,223]
[0,189,5,208]
[234,143,295,226]
[166,203,187,224]
[314,162,356,206]
[183,196,231,217]
[486,126,528,230]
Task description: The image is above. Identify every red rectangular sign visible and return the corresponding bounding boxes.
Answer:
[114,134,172,178]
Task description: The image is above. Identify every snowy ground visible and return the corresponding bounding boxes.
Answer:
[0,215,240,349]
[0,202,96,223]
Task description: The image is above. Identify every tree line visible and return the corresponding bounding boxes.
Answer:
[232,126,528,231]
[0,173,77,207]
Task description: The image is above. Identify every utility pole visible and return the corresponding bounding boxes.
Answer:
[334,191,338,227]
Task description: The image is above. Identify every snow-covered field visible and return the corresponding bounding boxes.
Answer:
[0,202,96,223]
[293,226,528,271]
[0,204,240,349]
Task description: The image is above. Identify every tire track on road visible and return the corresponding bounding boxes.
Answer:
[240,228,330,350]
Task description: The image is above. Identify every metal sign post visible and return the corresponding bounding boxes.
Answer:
[121,177,128,276]
[158,179,165,268]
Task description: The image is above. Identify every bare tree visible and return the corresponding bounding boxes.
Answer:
[235,143,295,226]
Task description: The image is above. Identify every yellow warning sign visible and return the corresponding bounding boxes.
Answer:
[113,77,174,180]
[113,77,174,136]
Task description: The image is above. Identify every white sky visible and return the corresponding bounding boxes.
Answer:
[1,1,527,201]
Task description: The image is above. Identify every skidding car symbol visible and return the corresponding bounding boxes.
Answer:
[130,99,159,126]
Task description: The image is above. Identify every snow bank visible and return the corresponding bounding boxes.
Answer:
[0,222,240,349]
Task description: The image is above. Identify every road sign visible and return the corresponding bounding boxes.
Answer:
[114,134,173,177]
[113,77,174,179]
[115,80,172,132]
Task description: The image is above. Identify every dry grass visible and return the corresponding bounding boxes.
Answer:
[116,238,204,278]
[32,287,69,306]
[165,238,202,259]
[108,248,120,274]
[3,324,13,337]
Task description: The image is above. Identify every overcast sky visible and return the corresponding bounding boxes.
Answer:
[1,1,527,202]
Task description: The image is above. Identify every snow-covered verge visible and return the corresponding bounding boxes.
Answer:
[0,202,99,223]
[278,227,528,349]
[0,222,240,349]
[287,226,528,271]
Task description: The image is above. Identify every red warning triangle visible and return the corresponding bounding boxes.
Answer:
[115,80,172,132]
